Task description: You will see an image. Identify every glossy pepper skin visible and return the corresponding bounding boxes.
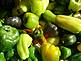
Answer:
[41,35,61,61]
[23,13,39,29]
[43,10,81,33]
[0,25,19,52]
[28,46,42,61]
[41,42,61,61]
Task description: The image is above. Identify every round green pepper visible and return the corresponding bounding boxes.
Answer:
[62,34,76,46]
[60,46,71,59]
[23,13,39,29]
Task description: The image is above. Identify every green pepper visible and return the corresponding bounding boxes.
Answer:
[62,34,76,46]
[60,46,71,59]
[68,0,81,12]
[23,12,39,29]
[17,34,32,60]
[43,10,81,33]
[28,46,38,61]
[69,53,81,61]
[0,52,6,61]
[27,0,49,16]
[6,49,14,60]
[0,25,19,52]
[28,46,42,61]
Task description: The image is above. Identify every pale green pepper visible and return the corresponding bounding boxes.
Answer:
[68,0,81,12]
[27,0,49,16]
[17,34,32,60]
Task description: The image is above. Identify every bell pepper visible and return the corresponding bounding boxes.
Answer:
[0,25,19,52]
[0,52,6,61]
[17,34,32,60]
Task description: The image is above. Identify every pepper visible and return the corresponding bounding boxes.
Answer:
[0,25,19,52]
[40,34,61,61]
[68,0,81,12]
[17,34,32,60]
[43,10,81,33]
[28,46,42,61]
[0,52,6,61]
[23,12,39,29]
[26,0,49,16]
[41,42,61,61]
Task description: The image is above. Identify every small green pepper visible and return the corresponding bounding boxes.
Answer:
[23,12,39,29]
[68,0,81,12]
[69,53,81,61]
[0,52,6,61]
[6,49,14,60]
[62,34,76,46]
[60,46,71,59]
[29,46,38,61]
[17,34,32,60]
[27,0,49,16]
[28,46,42,61]
[0,25,19,52]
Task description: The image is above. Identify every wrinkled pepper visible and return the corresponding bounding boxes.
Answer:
[41,42,61,61]
[17,34,32,60]
[28,46,42,61]
[41,35,61,61]
[0,52,6,61]
[27,0,49,16]
[0,25,19,52]
[43,10,81,33]
[68,0,81,12]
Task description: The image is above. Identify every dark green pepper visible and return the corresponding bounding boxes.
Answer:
[28,46,42,61]
[60,46,71,59]
[0,25,19,52]
[0,52,6,61]
[62,34,76,46]
[69,53,81,61]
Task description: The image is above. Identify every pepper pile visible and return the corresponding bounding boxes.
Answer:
[0,0,81,61]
